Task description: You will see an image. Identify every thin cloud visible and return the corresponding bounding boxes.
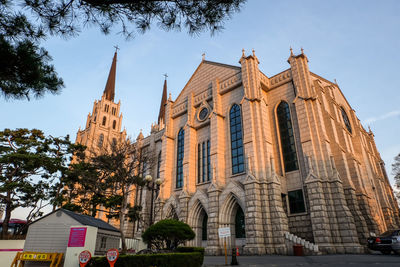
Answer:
[364,110,400,125]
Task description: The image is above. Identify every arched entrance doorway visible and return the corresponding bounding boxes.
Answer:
[188,201,208,247]
[219,194,246,253]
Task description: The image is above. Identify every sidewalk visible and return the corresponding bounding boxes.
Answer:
[203,254,400,267]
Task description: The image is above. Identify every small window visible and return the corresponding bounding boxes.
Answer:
[112,120,116,129]
[100,236,107,249]
[102,116,106,126]
[198,107,209,121]
[98,134,104,148]
[340,107,352,133]
[104,104,109,112]
[288,189,306,214]
[157,151,161,178]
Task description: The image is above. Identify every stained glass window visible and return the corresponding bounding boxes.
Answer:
[277,102,299,172]
[230,104,244,174]
[340,107,352,133]
[176,129,184,188]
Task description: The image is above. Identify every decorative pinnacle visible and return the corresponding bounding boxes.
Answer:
[163,73,168,80]
[168,93,172,101]
[202,53,205,61]
[290,46,294,56]
[301,47,304,54]
[252,49,255,57]
[242,48,245,57]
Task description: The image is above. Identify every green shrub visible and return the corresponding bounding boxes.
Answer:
[141,219,195,250]
[87,251,203,267]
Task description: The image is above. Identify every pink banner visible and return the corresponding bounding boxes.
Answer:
[68,227,87,247]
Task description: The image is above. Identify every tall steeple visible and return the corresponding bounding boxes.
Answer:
[103,50,117,101]
[158,75,168,125]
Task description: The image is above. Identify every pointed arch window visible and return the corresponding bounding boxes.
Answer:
[98,134,104,148]
[176,129,184,188]
[230,104,244,174]
[235,206,246,238]
[340,107,352,134]
[157,151,162,178]
[112,120,116,129]
[102,116,106,126]
[277,101,299,172]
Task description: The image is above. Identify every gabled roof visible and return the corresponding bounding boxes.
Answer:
[30,208,120,233]
[173,59,241,104]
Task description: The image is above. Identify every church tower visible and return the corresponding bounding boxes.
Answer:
[75,50,127,155]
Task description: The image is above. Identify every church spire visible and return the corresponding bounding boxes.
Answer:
[103,49,118,101]
[158,74,168,125]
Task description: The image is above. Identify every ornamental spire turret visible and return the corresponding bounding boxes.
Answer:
[158,74,168,125]
[103,48,118,101]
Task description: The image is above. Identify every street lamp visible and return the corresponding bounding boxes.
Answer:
[144,175,163,227]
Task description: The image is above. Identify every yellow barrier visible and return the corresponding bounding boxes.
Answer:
[10,251,63,267]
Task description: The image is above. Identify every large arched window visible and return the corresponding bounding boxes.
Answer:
[112,120,116,129]
[235,206,246,238]
[98,134,104,148]
[277,101,299,172]
[230,104,244,174]
[340,107,352,134]
[176,129,185,188]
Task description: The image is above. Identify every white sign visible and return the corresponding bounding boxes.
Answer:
[218,227,231,238]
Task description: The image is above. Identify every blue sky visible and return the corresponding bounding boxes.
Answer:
[1,1,400,218]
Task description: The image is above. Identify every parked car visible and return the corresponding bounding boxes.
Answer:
[367,229,400,255]
[392,235,400,254]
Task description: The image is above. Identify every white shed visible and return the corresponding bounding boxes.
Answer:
[23,209,120,258]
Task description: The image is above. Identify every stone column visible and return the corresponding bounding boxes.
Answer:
[304,173,335,253]
[266,173,289,254]
[178,190,191,223]
[343,187,369,244]
[328,178,363,254]
[206,183,221,255]
[356,193,380,234]
[243,174,265,255]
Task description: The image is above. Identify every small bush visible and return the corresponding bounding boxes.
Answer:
[87,250,204,267]
[141,219,195,250]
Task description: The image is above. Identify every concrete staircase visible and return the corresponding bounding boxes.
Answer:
[284,232,321,255]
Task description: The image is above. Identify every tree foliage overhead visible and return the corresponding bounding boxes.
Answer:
[1,0,245,100]
[0,128,76,238]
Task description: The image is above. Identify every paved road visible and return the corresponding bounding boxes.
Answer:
[203,254,400,267]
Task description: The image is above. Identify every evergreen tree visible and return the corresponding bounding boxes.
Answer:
[0,128,76,237]
[66,138,151,253]
[1,0,245,100]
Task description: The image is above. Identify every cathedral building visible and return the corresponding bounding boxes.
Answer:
[76,48,400,255]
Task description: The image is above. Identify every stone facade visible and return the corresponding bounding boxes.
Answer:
[77,48,400,255]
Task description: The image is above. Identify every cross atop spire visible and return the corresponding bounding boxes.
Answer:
[103,49,118,101]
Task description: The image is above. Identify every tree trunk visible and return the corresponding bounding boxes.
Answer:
[2,200,12,239]
[119,191,128,253]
